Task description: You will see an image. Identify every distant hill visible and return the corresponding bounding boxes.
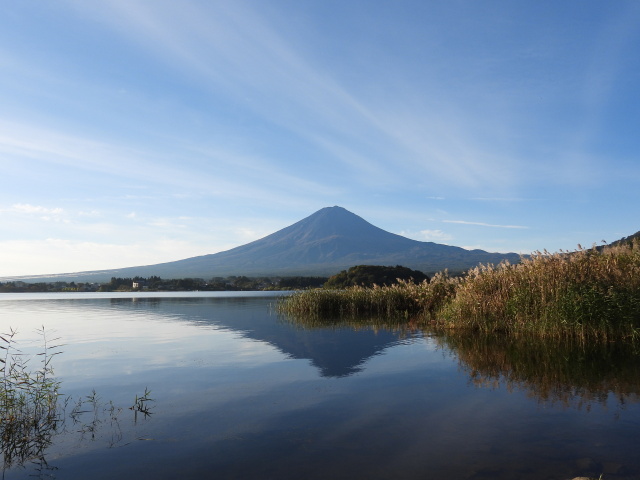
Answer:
[609,231,640,247]
[593,230,640,252]
[5,206,521,283]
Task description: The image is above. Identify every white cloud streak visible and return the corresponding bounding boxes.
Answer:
[0,119,337,206]
[401,229,453,243]
[3,204,64,216]
[0,203,67,223]
[444,220,529,229]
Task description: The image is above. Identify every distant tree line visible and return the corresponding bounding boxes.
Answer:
[0,281,95,293]
[1,265,435,293]
[0,275,328,293]
[100,275,328,292]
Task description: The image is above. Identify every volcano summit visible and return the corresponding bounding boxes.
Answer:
[9,206,521,282]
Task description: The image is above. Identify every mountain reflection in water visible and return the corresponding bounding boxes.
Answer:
[106,296,640,411]
[106,296,410,378]
[3,293,640,480]
[287,312,640,412]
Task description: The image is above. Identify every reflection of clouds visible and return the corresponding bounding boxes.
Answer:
[6,293,640,479]
[8,293,638,415]
[0,295,286,383]
[54,319,284,380]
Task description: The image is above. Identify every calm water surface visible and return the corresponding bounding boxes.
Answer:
[1,292,639,479]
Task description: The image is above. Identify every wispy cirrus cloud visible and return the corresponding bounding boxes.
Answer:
[444,220,529,229]
[0,119,337,206]
[401,229,453,243]
[1,203,67,222]
[470,197,532,202]
[67,1,521,191]
[3,203,64,215]
[1,0,638,277]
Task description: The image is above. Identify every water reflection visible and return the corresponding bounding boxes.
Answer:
[437,332,640,411]
[1,410,56,472]
[1,370,154,475]
[4,294,640,479]
[101,296,412,377]
[288,313,640,411]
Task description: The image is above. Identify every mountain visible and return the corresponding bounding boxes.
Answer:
[6,206,521,282]
[609,230,640,247]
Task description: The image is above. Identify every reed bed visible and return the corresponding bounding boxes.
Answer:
[1,327,61,468]
[441,242,640,339]
[1,328,154,469]
[278,242,640,340]
[277,271,459,319]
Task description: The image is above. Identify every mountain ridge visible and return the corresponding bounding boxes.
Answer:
[3,206,522,282]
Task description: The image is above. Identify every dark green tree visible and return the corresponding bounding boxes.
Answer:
[324,265,429,289]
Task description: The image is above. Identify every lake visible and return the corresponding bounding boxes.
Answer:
[1,292,639,479]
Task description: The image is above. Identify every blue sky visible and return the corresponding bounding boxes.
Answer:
[1,1,639,277]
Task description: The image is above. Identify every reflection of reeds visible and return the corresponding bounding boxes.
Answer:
[281,312,640,410]
[1,329,155,471]
[436,331,640,409]
[279,242,640,340]
[1,327,61,469]
[130,387,154,423]
[280,311,425,339]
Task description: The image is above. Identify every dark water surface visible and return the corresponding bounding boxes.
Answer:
[1,292,640,479]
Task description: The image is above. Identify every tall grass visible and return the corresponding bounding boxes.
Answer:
[1,328,155,470]
[278,241,640,340]
[277,271,459,320]
[441,242,640,339]
[1,327,62,468]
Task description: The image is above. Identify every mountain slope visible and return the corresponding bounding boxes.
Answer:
[609,230,640,247]
[7,206,522,282]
